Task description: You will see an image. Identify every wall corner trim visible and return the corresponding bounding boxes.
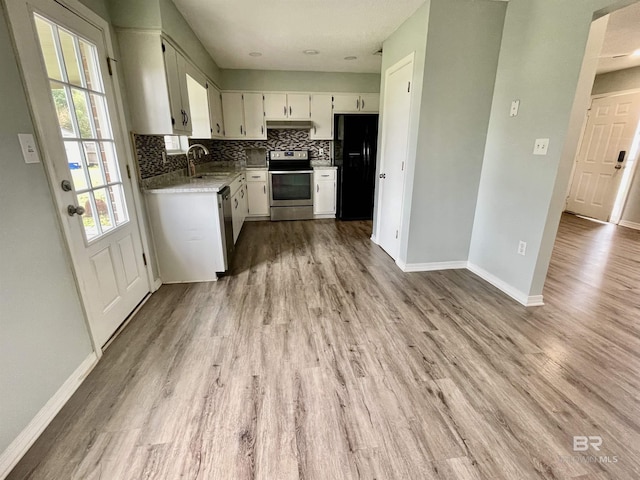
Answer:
[397,260,468,272]
[467,263,544,307]
[619,220,640,231]
[0,352,99,479]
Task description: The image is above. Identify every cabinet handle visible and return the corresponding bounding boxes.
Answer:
[240,125,243,135]
[289,106,292,116]
[217,123,220,134]
[321,174,330,177]
[314,126,317,134]
[263,185,266,194]
[252,175,260,178]
[241,189,244,198]
[284,105,287,116]
[361,99,365,109]
[184,110,189,125]
[316,184,319,193]
[356,98,360,110]
[261,125,264,134]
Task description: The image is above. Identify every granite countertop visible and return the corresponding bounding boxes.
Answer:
[144,168,243,194]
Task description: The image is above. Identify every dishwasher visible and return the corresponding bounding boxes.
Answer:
[217,186,234,271]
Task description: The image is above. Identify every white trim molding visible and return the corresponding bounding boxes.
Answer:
[619,220,640,231]
[0,353,98,479]
[467,263,545,307]
[397,260,468,272]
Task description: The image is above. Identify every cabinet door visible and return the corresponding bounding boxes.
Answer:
[359,93,380,113]
[287,93,310,119]
[314,180,336,215]
[231,191,241,243]
[310,94,333,140]
[247,181,269,216]
[163,42,188,133]
[243,93,266,139]
[208,83,225,138]
[333,94,360,113]
[176,53,192,133]
[222,92,245,139]
[264,93,288,119]
[240,184,248,224]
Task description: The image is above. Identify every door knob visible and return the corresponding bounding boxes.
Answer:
[61,180,72,191]
[67,205,85,216]
[379,173,386,178]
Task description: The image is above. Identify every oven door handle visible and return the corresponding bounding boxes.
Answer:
[268,170,313,174]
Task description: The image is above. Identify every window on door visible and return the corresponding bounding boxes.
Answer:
[34,14,129,242]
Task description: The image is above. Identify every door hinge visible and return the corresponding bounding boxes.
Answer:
[126,164,131,179]
[161,42,166,53]
[402,161,404,171]
[106,57,117,76]
[407,82,411,93]
[142,253,147,266]
[205,82,209,89]
[396,230,399,239]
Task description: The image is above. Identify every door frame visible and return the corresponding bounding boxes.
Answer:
[4,0,157,355]
[565,88,640,225]
[373,52,415,261]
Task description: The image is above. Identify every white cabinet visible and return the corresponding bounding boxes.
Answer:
[333,93,379,113]
[230,173,248,242]
[146,191,226,282]
[310,94,334,140]
[313,168,337,216]
[163,41,192,134]
[264,93,310,120]
[221,92,265,139]
[117,31,193,135]
[243,93,266,139]
[207,82,225,138]
[246,170,269,216]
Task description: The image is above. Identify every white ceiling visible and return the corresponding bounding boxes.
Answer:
[597,1,640,74]
[172,0,426,73]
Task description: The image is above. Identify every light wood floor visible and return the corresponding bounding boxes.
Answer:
[8,214,640,479]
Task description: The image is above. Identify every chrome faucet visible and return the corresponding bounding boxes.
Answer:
[186,143,210,177]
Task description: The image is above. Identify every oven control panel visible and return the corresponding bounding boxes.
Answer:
[270,150,309,160]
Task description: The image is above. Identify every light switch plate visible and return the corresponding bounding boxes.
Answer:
[533,138,549,155]
[18,133,40,163]
[510,100,520,117]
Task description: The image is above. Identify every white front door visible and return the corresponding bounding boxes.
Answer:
[376,55,414,260]
[6,0,150,347]
[566,92,640,221]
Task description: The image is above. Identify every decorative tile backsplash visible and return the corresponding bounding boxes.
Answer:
[133,129,332,180]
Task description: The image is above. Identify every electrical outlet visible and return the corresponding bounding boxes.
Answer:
[510,100,520,117]
[518,241,527,256]
[162,151,167,165]
[319,148,324,156]
[533,138,549,155]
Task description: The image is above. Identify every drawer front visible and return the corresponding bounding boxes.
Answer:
[246,171,267,182]
[315,169,336,181]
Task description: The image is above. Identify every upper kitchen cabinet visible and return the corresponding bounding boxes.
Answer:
[207,82,225,138]
[333,93,379,113]
[222,92,266,140]
[310,94,333,140]
[264,93,310,120]
[117,31,193,135]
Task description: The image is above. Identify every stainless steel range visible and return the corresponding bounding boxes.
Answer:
[269,150,313,221]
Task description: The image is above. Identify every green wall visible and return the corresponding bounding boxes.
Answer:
[221,69,380,93]
[405,0,506,265]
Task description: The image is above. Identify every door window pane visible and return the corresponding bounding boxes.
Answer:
[35,13,130,243]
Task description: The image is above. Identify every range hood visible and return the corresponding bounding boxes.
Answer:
[266,120,314,130]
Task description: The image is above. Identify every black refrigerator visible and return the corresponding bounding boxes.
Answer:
[334,114,379,220]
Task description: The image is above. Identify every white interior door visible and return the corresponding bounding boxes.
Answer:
[6,0,150,347]
[376,55,414,260]
[566,92,640,221]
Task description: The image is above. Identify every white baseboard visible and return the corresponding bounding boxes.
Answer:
[313,214,336,219]
[619,220,640,231]
[153,278,162,291]
[0,352,98,479]
[467,263,544,307]
[397,260,468,273]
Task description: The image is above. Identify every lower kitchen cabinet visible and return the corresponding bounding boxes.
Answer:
[231,173,248,242]
[313,168,337,216]
[246,170,269,216]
